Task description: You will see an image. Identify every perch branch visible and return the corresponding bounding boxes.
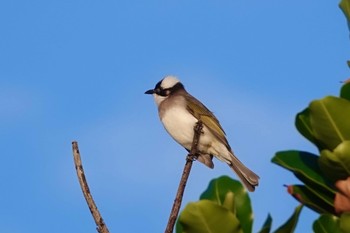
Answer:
[164,120,203,233]
[72,141,110,233]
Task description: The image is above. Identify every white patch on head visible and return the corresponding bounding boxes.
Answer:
[161,76,180,89]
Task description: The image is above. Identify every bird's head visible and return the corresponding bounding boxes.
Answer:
[145,76,184,106]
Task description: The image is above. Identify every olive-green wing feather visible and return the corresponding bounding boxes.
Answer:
[185,94,231,151]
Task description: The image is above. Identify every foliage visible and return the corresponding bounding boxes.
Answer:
[313,213,350,233]
[270,5,350,224]
[176,176,303,233]
[271,82,350,233]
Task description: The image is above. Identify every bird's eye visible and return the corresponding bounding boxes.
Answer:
[157,88,170,97]
[164,89,171,95]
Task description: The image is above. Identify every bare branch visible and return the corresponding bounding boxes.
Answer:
[164,120,203,233]
[72,141,110,233]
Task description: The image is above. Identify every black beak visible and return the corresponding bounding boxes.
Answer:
[145,89,154,94]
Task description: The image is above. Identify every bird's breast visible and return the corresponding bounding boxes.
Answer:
[160,106,198,150]
[159,105,232,162]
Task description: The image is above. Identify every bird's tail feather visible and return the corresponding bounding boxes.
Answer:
[228,152,259,192]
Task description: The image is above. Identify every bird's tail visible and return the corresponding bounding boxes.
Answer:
[228,152,259,192]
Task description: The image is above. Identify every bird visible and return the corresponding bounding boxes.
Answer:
[145,76,259,191]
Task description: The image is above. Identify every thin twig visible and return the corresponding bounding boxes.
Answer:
[164,120,203,233]
[72,141,110,233]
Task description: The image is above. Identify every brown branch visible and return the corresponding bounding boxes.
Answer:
[164,120,203,233]
[72,141,110,233]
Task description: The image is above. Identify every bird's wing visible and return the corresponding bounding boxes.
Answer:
[185,93,231,151]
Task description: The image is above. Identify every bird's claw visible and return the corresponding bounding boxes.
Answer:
[187,153,199,162]
[193,121,204,134]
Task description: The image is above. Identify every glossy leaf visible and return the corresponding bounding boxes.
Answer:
[177,200,243,233]
[200,176,252,233]
[295,108,321,148]
[313,214,341,233]
[272,151,335,195]
[258,214,272,233]
[319,141,350,182]
[273,205,303,233]
[287,185,335,215]
[294,172,335,204]
[340,83,350,100]
[309,96,350,150]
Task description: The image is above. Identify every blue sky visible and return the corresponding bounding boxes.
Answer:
[0,0,349,232]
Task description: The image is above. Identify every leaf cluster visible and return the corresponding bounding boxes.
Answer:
[176,176,303,233]
[271,83,350,233]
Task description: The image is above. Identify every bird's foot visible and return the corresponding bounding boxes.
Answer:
[187,153,199,162]
[194,121,204,134]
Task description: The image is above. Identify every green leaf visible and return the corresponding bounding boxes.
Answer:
[340,0,350,24]
[313,214,341,233]
[309,96,350,150]
[340,0,350,35]
[272,151,335,195]
[339,213,350,232]
[295,108,322,148]
[319,141,350,182]
[294,172,335,204]
[340,83,350,101]
[287,185,335,215]
[258,214,272,233]
[177,200,243,233]
[175,220,184,233]
[200,176,252,233]
[273,205,303,233]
